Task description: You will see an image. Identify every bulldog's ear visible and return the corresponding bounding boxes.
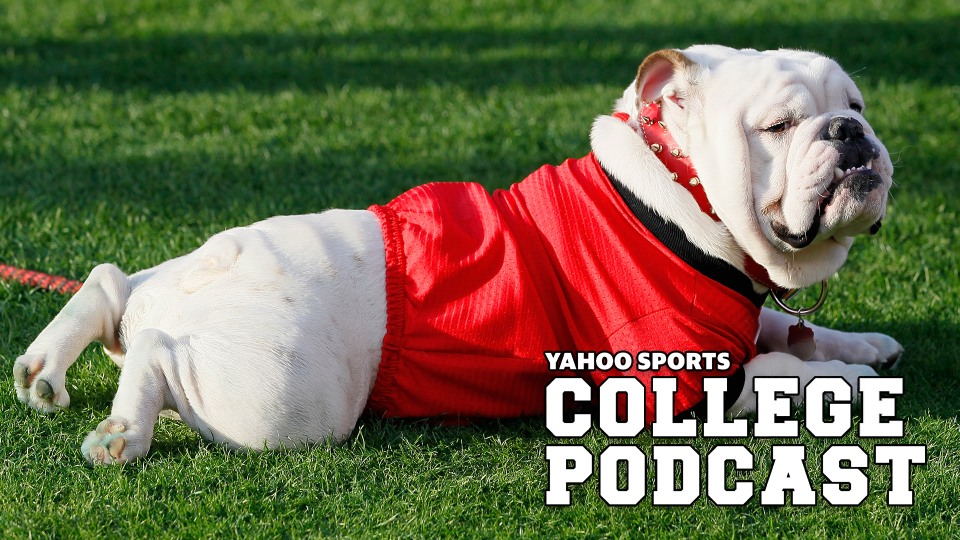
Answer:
[635,50,696,108]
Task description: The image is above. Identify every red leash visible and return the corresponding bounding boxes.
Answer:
[0,263,82,294]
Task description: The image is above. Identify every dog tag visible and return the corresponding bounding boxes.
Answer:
[787,319,816,361]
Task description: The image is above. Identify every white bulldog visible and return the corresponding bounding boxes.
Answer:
[13,45,903,464]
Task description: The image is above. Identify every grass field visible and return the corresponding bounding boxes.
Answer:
[1,0,959,538]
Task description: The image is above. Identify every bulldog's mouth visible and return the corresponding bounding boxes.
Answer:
[772,160,883,250]
[819,161,880,208]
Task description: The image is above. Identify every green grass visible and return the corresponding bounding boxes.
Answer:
[1,0,959,537]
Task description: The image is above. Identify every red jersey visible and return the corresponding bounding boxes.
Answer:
[366,153,764,422]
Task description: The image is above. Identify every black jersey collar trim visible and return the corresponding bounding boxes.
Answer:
[602,166,769,309]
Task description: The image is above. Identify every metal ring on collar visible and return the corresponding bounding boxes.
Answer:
[770,279,829,317]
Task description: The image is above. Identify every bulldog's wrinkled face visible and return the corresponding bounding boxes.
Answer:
[638,46,894,289]
[732,53,891,252]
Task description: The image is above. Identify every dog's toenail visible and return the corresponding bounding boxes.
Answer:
[35,380,54,399]
[96,419,124,434]
[107,437,126,460]
[13,364,30,386]
[89,446,106,463]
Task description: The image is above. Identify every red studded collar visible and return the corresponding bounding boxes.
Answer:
[612,102,781,291]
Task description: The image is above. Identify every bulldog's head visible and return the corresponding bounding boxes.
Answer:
[616,45,893,289]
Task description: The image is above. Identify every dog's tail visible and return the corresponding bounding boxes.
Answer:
[0,263,82,294]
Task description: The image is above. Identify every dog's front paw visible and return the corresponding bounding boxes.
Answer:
[12,353,70,413]
[814,330,903,369]
[823,359,879,391]
[81,417,150,465]
[857,332,904,368]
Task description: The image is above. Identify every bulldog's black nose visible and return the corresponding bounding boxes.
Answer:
[820,116,880,172]
[822,116,865,142]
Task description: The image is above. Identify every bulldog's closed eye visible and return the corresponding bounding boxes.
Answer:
[765,120,791,133]
[850,102,864,113]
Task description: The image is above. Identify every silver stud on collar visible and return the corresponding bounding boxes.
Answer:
[670,148,683,158]
[670,172,679,181]
[689,177,700,186]
[640,116,653,125]
[650,143,663,153]
[658,121,667,130]
[710,206,716,214]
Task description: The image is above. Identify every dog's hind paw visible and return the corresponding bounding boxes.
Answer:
[81,417,149,465]
[13,353,70,413]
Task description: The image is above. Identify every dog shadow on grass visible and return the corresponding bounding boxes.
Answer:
[1,16,956,252]
[0,20,956,92]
